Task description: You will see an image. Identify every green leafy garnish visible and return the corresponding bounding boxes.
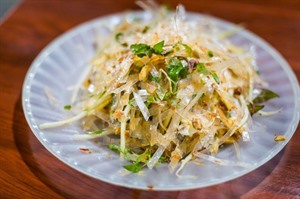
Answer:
[123,162,143,173]
[129,98,135,106]
[142,25,150,33]
[98,90,106,99]
[164,91,174,101]
[115,32,128,47]
[153,40,164,54]
[130,43,153,58]
[146,96,155,104]
[89,130,104,135]
[196,63,209,75]
[196,63,220,84]
[253,89,279,104]
[130,40,165,58]
[108,144,129,154]
[108,144,122,153]
[64,105,72,110]
[211,72,220,84]
[136,151,151,163]
[145,96,155,107]
[174,42,193,57]
[166,57,187,81]
[123,150,151,173]
[115,32,123,42]
[158,156,167,163]
[208,50,214,57]
[149,73,161,82]
[248,89,279,115]
[180,43,193,57]
[248,103,264,116]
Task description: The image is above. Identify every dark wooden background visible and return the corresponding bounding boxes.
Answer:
[0,0,299,198]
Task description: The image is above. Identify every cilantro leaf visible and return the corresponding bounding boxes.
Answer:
[174,42,193,57]
[115,32,123,42]
[211,72,220,84]
[64,105,72,110]
[108,144,122,153]
[130,41,166,58]
[147,96,155,103]
[248,103,264,116]
[158,156,167,163]
[163,91,174,101]
[136,151,151,163]
[166,57,186,81]
[123,151,150,173]
[108,144,130,155]
[196,63,209,75]
[248,89,279,116]
[149,73,161,82]
[196,63,220,84]
[253,89,279,104]
[145,96,155,107]
[208,50,214,57]
[153,40,164,54]
[123,162,143,173]
[180,42,193,57]
[115,32,128,47]
[142,25,150,33]
[130,43,153,58]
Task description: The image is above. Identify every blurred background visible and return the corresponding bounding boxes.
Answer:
[0,0,19,19]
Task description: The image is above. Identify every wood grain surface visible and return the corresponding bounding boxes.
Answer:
[0,0,299,198]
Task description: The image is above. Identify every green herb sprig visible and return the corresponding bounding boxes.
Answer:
[248,89,279,115]
[64,105,72,110]
[166,57,187,82]
[196,63,220,84]
[130,40,165,58]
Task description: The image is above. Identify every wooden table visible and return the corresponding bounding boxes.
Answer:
[1,0,299,198]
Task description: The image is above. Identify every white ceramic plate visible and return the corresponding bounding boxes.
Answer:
[22,11,299,190]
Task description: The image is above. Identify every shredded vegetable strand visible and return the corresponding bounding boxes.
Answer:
[120,105,131,157]
[133,91,150,121]
[158,106,167,131]
[175,153,193,176]
[73,130,112,140]
[40,93,109,129]
[40,111,87,129]
[194,152,252,168]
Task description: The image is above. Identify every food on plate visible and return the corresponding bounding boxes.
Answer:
[40,2,279,174]
[274,134,286,142]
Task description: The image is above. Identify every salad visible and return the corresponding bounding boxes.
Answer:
[40,2,279,174]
